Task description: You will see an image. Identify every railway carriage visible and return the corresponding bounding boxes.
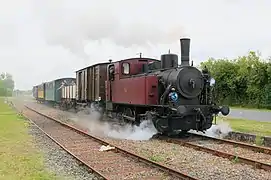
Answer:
[32,85,38,100]
[75,62,109,107]
[37,83,45,103]
[61,82,77,110]
[44,78,76,106]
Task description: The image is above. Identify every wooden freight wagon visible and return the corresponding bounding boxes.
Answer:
[44,78,76,104]
[61,84,76,100]
[60,83,77,109]
[37,83,45,103]
[76,62,109,105]
[32,85,38,100]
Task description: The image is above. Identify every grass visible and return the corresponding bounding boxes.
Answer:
[217,116,271,137]
[149,155,165,162]
[0,98,59,180]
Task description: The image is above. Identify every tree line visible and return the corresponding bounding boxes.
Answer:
[200,51,271,109]
[0,73,14,97]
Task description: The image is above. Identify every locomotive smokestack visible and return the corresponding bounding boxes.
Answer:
[180,38,190,66]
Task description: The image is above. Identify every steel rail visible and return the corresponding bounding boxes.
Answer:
[189,132,271,155]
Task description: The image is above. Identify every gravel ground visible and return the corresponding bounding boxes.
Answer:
[21,100,271,180]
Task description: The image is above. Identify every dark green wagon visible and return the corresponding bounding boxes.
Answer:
[44,78,76,103]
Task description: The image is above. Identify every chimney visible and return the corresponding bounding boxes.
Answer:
[180,38,190,66]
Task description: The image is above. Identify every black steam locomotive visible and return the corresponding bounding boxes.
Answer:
[138,38,230,135]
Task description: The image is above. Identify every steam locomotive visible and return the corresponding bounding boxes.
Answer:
[33,38,230,135]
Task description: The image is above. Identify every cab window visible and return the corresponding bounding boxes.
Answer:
[122,62,130,75]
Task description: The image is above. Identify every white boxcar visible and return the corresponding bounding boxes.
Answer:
[61,84,76,99]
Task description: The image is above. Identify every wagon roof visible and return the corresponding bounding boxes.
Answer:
[75,57,160,72]
[54,77,76,81]
[122,57,160,62]
[34,82,45,86]
[44,77,76,83]
[75,62,110,72]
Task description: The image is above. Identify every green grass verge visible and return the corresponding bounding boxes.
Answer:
[217,116,271,137]
[0,98,59,180]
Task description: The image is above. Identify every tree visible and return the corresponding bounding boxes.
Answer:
[200,51,271,109]
[0,72,15,97]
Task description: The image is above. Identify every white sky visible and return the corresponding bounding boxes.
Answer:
[0,0,271,90]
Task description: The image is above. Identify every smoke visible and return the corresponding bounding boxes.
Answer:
[33,0,185,59]
[205,122,233,138]
[190,121,232,138]
[69,104,157,140]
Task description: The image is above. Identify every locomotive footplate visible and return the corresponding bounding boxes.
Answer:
[152,114,202,133]
[152,105,230,134]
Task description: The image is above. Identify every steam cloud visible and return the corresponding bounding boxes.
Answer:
[206,122,232,138]
[69,105,157,140]
[191,121,233,138]
[33,0,185,59]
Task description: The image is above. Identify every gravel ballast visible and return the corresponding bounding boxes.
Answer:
[189,139,271,165]
[16,99,271,180]
[105,139,271,180]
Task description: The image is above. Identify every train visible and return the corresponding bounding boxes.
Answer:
[32,38,230,136]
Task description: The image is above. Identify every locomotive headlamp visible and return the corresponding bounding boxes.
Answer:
[171,87,176,91]
[169,91,178,102]
[210,78,216,86]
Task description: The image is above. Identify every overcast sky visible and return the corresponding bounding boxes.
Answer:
[0,0,271,90]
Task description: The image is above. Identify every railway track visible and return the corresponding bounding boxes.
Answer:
[21,104,198,180]
[155,132,271,172]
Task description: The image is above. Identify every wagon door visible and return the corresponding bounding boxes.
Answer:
[81,71,85,101]
[84,69,88,101]
[77,72,82,101]
[87,67,92,101]
[91,67,95,101]
[94,66,100,101]
[98,64,108,101]
[72,84,76,99]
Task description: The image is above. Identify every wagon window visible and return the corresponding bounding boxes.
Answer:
[122,62,130,75]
